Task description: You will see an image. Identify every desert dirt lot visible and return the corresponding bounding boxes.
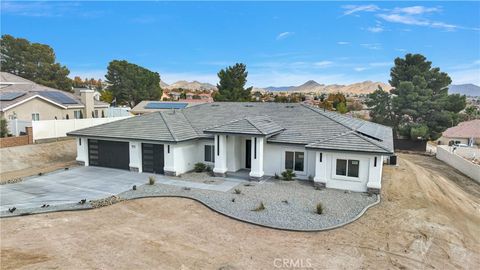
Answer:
[1,153,479,270]
[0,139,77,183]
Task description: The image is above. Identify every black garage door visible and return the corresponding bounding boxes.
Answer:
[142,143,164,174]
[88,139,130,170]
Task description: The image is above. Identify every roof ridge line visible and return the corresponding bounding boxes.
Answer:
[204,116,247,131]
[244,117,265,135]
[350,131,392,152]
[159,111,178,142]
[300,103,358,132]
[178,110,200,137]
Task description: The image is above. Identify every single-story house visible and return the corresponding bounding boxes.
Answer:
[437,119,480,147]
[0,72,109,121]
[68,102,394,193]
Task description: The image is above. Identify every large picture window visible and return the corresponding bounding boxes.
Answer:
[336,159,360,177]
[204,145,215,162]
[285,151,304,171]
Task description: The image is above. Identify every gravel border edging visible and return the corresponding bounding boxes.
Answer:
[0,193,381,232]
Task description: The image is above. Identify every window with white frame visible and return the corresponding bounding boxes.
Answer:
[94,110,99,118]
[74,110,81,119]
[31,113,39,121]
[204,145,215,162]
[336,159,360,177]
[285,151,304,171]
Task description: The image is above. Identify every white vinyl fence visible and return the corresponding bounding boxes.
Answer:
[436,145,480,183]
[7,119,32,136]
[32,116,132,141]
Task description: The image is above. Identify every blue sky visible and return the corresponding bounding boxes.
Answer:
[1,1,480,87]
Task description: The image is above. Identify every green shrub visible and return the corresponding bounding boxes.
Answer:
[205,165,212,172]
[148,176,156,185]
[252,201,265,211]
[308,175,313,181]
[274,173,280,179]
[233,188,242,194]
[281,169,296,181]
[316,202,323,215]
[194,162,206,172]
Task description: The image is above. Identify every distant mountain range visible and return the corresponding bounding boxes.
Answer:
[159,79,479,96]
[260,80,393,95]
[161,80,217,91]
[448,84,480,96]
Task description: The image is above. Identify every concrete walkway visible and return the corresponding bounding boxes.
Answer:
[0,167,240,211]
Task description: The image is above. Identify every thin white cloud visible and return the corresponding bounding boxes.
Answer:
[367,26,385,33]
[377,6,459,31]
[360,43,382,50]
[369,62,391,67]
[276,32,294,40]
[342,5,379,16]
[314,61,334,68]
[337,41,350,45]
[392,6,441,15]
[395,48,407,52]
[354,67,367,72]
[0,1,101,18]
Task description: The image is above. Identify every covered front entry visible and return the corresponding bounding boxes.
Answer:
[88,139,130,170]
[142,143,164,174]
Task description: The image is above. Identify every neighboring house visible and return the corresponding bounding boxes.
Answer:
[0,72,109,121]
[68,102,393,193]
[130,100,209,115]
[438,119,480,146]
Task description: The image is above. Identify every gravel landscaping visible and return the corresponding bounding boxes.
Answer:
[1,177,379,231]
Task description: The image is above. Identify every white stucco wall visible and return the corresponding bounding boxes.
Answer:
[437,145,480,183]
[129,141,142,172]
[313,151,383,192]
[76,137,89,165]
[263,143,314,179]
[172,141,198,174]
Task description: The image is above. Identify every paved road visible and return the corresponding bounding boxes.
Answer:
[0,167,240,211]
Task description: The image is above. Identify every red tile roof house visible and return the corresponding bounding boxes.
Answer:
[68,103,394,193]
[438,119,480,147]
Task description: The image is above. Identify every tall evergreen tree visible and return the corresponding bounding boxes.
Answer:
[0,34,72,91]
[367,54,466,140]
[105,60,162,107]
[214,63,252,101]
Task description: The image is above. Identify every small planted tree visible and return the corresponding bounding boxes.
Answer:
[316,203,324,215]
[252,201,265,211]
[0,118,8,138]
[148,176,156,185]
[281,169,296,181]
[194,162,206,172]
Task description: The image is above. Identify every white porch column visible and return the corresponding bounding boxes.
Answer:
[76,137,89,166]
[313,151,327,188]
[213,134,228,176]
[366,155,383,194]
[249,136,265,180]
[128,141,142,172]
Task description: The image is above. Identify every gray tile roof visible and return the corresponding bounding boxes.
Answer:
[305,130,392,154]
[68,102,394,154]
[204,116,284,136]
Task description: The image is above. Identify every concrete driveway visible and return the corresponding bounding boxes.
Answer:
[0,167,241,212]
[0,167,153,211]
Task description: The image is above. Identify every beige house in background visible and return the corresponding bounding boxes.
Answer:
[437,119,480,147]
[0,72,109,121]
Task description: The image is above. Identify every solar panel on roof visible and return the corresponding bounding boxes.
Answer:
[0,92,25,101]
[144,102,188,109]
[38,91,79,104]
